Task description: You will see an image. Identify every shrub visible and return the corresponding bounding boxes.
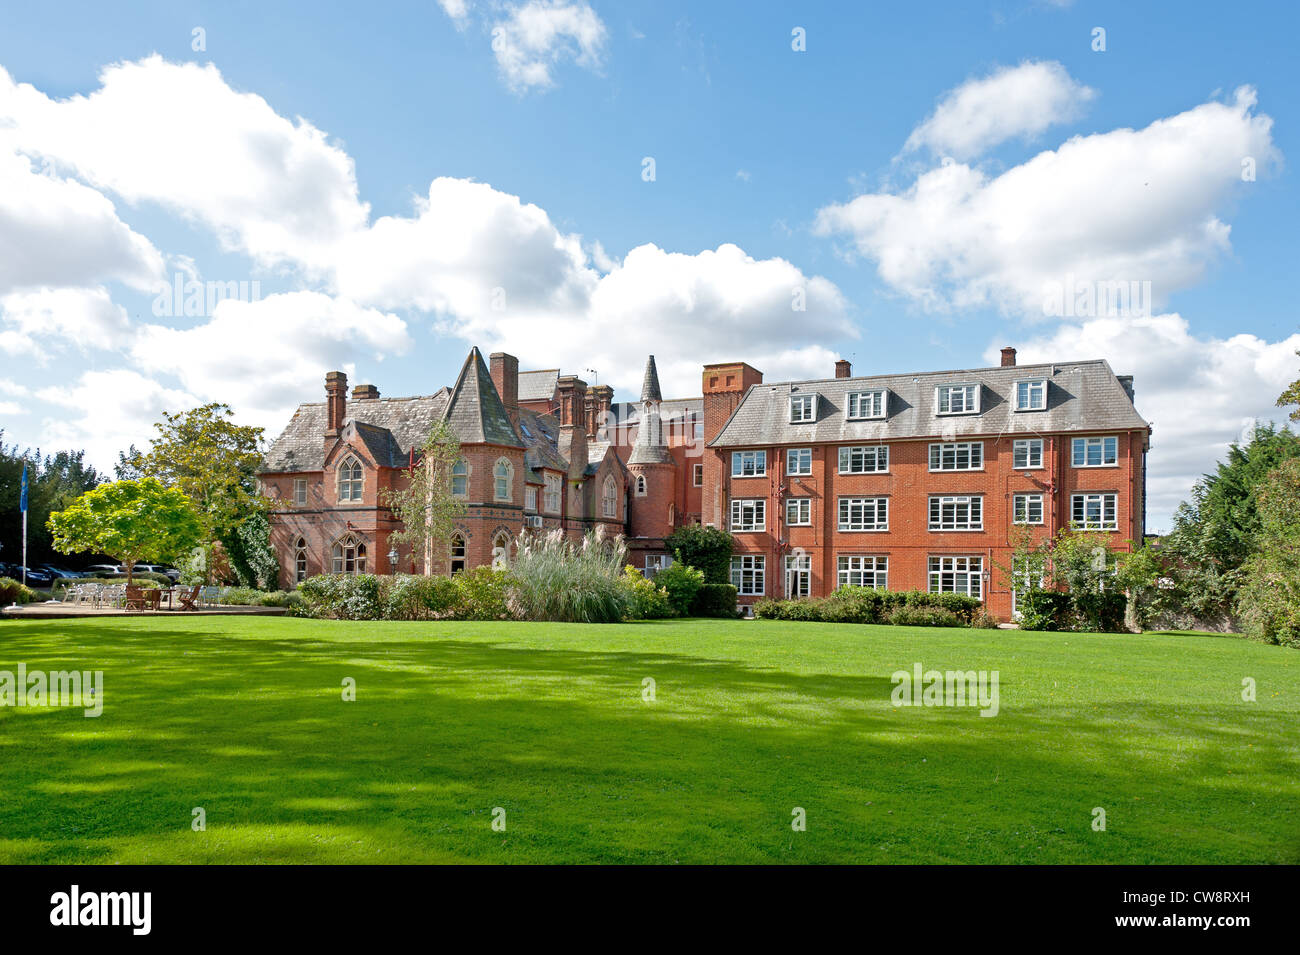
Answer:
[218,586,264,606]
[665,524,733,583]
[255,590,302,609]
[654,562,704,616]
[1018,590,1073,631]
[506,527,628,623]
[453,566,514,621]
[883,605,966,628]
[691,582,740,618]
[0,577,37,604]
[970,609,1000,629]
[383,574,458,620]
[621,567,673,620]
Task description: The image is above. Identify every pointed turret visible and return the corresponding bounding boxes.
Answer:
[441,347,525,448]
[629,355,673,466]
[627,355,676,541]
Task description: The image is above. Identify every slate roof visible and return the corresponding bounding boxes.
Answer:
[709,359,1149,448]
[443,347,525,448]
[609,397,702,425]
[640,355,663,402]
[518,369,559,402]
[262,391,450,472]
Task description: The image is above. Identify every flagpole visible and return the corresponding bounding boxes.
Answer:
[21,507,27,589]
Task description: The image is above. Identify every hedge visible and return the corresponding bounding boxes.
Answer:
[753,587,982,626]
[0,577,37,605]
[1019,589,1127,633]
[690,582,741,618]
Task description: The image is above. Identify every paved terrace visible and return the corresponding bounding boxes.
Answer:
[1,604,287,620]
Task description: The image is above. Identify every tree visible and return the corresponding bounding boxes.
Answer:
[47,478,203,585]
[127,403,266,540]
[0,433,105,567]
[665,523,733,583]
[381,419,465,575]
[1277,349,1300,422]
[1236,459,1300,647]
[1155,423,1300,624]
[999,525,1126,632]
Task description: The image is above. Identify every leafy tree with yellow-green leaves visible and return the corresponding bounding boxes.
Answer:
[47,478,203,585]
[1278,349,1300,422]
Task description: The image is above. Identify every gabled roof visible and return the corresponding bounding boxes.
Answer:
[518,369,559,402]
[442,347,525,448]
[709,359,1149,448]
[350,421,406,469]
[263,391,450,472]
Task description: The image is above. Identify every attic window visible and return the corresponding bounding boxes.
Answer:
[936,384,980,415]
[846,390,886,420]
[1014,379,1048,411]
[789,394,817,423]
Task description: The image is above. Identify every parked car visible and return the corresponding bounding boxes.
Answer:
[131,564,178,581]
[0,563,55,586]
[36,564,84,579]
[83,564,126,578]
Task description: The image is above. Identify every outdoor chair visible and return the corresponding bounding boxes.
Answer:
[177,585,201,612]
[124,585,151,612]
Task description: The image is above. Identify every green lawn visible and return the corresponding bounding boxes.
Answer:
[0,616,1296,864]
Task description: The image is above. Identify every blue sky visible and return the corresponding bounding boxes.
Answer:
[0,0,1297,529]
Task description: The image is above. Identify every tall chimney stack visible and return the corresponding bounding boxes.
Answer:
[1000,346,1017,368]
[835,359,852,379]
[325,371,348,437]
[490,352,519,430]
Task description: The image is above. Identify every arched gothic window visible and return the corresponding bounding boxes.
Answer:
[294,537,308,583]
[635,474,647,497]
[331,534,367,574]
[338,456,363,501]
[451,459,470,497]
[602,476,618,517]
[494,458,513,501]
[449,533,467,575]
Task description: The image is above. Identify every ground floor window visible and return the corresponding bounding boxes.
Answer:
[644,554,673,577]
[331,535,367,575]
[450,533,467,575]
[1010,557,1044,620]
[294,537,308,582]
[784,554,812,598]
[730,555,765,595]
[928,555,983,599]
[837,555,887,589]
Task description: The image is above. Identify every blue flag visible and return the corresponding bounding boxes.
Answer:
[19,462,27,513]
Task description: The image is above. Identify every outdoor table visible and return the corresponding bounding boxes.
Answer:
[159,587,180,610]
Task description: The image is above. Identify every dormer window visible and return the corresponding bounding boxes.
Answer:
[338,456,363,501]
[789,394,817,423]
[846,390,887,420]
[936,384,980,415]
[1014,379,1048,411]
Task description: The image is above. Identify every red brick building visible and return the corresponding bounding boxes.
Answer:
[260,344,1149,621]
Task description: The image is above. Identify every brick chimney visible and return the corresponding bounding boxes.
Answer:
[588,384,614,439]
[325,371,348,438]
[1000,346,1017,367]
[835,359,852,379]
[351,384,379,400]
[556,376,588,480]
[490,352,519,429]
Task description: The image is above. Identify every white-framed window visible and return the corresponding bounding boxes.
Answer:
[493,458,513,501]
[645,554,673,574]
[730,555,765,595]
[789,394,817,423]
[1013,493,1045,525]
[449,533,467,575]
[936,383,980,415]
[451,459,469,497]
[838,445,889,474]
[929,495,983,531]
[693,416,704,440]
[730,499,766,532]
[1072,436,1118,467]
[525,486,538,512]
[293,478,307,505]
[1071,492,1118,530]
[929,441,984,471]
[1015,379,1048,411]
[337,456,363,501]
[784,553,812,598]
[787,448,813,475]
[1013,439,1043,470]
[838,496,889,532]
[731,450,767,477]
[838,555,888,589]
[294,537,308,582]
[543,473,562,513]
[331,534,367,574]
[602,476,618,518]
[846,390,886,420]
[1010,556,1044,620]
[785,498,812,526]
[693,464,704,487]
[929,556,983,599]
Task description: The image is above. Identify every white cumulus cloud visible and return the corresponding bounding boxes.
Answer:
[490,1,608,92]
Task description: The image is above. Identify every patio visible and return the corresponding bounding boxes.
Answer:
[1,603,286,619]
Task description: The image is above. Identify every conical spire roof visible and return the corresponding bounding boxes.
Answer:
[441,347,525,447]
[640,355,663,403]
